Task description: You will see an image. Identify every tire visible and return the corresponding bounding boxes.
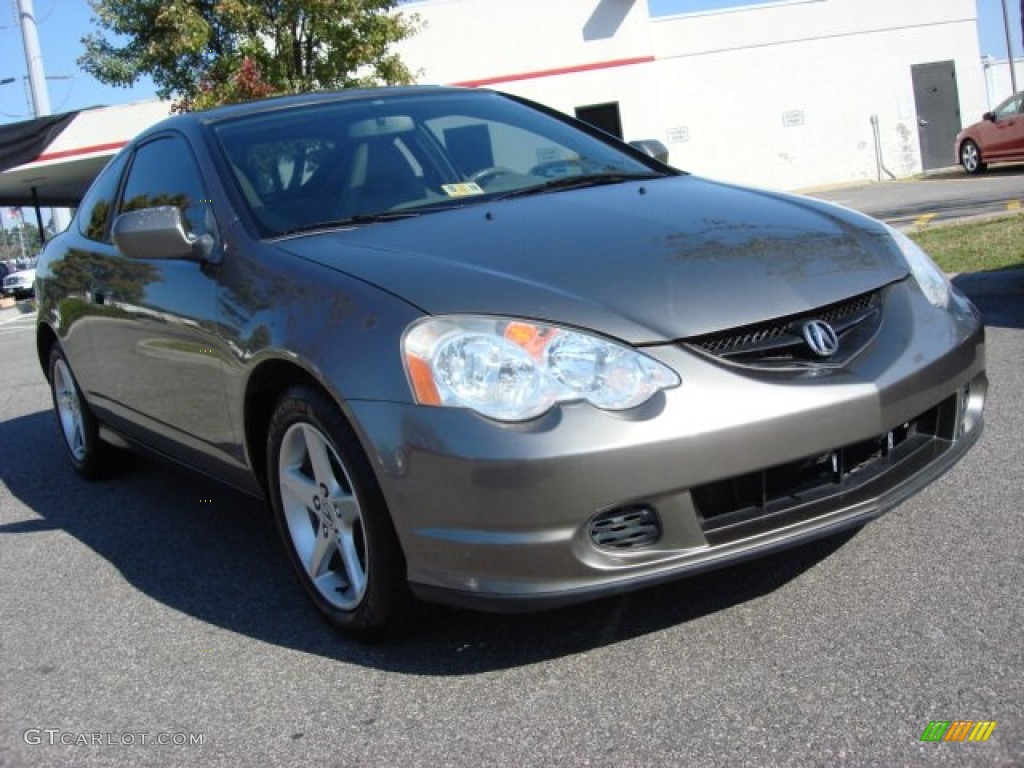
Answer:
[48,345,112,479]
[266,386,413,640]
[960,140,986,174]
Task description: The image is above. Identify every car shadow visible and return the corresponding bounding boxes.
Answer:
[917,163,1024,180]
[953,266,1024,330]
[0,298,35,315]
[1,409,857,675]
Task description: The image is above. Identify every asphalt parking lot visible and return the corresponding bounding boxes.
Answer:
[1,228,1022,766]
[808,163,1024,230]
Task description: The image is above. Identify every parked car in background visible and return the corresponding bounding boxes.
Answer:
[3,266,36,299]
[955,91,1024,174]
[35,86,986,639]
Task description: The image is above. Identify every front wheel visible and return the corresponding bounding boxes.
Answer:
[960,140,986,174]
[266,386,412,639]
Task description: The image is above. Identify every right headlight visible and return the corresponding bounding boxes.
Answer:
[402,316,680,422]
[885,224,952,309]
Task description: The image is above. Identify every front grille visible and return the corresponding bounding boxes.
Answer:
[692,393,960,545]
[589,505,662,550]
[686,289,882,369]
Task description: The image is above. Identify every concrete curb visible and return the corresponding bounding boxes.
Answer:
[902,209,1024,234]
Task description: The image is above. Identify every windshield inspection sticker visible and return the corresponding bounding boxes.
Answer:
[442,182,485,198]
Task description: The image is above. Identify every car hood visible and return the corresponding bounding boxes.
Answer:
[276,176,907,343]
[4,268,35,282]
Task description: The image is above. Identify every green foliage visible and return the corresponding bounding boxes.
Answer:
[909,214,1024,274]
[79,0,420,110]
[1,222,43,261]
[49,250,161,306]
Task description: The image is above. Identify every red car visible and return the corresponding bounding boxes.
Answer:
[955,91,1024,174]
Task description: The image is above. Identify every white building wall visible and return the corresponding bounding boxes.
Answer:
[982,56,1023,109]
[649,0,985,188]
[400,0,652,86]
[398,0,666,157]
[396,0,988,190]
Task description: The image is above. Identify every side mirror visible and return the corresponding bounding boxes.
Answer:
[112,206,215,262]
[983,111,996,122]
[629,139,670,164]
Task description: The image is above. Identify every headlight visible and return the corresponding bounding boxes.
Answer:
[402,316,680,422]
[886,224,951,308]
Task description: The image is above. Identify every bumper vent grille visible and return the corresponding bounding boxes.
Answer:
[692,393,960,545]
[589,505,661,550]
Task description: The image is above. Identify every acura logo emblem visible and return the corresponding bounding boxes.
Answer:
[801,319,839,357]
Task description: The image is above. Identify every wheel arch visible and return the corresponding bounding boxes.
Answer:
[243,359,373,494]
[36,323,58,381]
[959,137,985,169]
[244,360,316,491]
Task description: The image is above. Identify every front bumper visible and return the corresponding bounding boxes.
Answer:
[3,282,33,297]
[351,281,986,611]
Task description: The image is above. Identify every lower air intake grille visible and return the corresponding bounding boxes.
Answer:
[691,393,959,545]
[589,505,661,550]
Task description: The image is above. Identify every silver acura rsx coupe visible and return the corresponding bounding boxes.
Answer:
[36,87,986,638]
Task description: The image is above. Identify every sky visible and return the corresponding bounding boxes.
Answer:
[0,0,1021,124]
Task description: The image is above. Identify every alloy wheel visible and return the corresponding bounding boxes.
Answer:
[961,141,982,173]
[53,357,87,461]
[277,422,368,610]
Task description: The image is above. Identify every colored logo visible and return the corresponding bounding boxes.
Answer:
[920,720,997,742]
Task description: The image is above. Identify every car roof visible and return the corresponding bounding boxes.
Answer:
[136,85,480,138]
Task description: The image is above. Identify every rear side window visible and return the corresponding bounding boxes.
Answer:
[76,150,130,243]
[994,95,1023,119]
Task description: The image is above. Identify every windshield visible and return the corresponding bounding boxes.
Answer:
[210,90,669,237]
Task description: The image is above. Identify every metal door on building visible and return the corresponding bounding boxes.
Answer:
[575,102,623,139]
[911,61,962,171]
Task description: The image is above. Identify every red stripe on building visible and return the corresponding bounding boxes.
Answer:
[35,141,128,163]
[453,55,656,88]
[29,59,656,161]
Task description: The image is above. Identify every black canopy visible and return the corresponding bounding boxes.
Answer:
[0,110,117,208]
[0,111,78,174]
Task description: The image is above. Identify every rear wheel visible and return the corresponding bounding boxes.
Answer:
[960,140,986,174]
[48,345,111,479]
[266,386,412,639]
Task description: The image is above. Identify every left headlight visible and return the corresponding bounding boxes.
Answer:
[886,224,951,309]
[402,316,680,422]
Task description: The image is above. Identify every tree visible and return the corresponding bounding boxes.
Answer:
[79,0,419,111]
[1,220,43,262]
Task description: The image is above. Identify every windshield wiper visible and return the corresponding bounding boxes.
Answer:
[274,210,424,237]
[494,172,664,201]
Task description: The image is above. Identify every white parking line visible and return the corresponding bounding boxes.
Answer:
[0,313,34,328]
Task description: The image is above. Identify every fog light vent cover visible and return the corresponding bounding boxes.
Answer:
[589,505,661,550]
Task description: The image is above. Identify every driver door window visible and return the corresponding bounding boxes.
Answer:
[120,135,215,240]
